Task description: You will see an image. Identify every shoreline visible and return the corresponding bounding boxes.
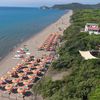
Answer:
[0,10,68,61]
[0,10,73,76]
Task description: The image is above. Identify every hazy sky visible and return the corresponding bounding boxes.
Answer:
[0,0,100,7]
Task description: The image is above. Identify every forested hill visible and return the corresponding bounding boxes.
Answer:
[52,3,100,10]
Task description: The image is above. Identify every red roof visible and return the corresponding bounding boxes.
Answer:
[88,25,100,31]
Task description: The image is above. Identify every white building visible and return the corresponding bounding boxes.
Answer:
[85,23,100,35]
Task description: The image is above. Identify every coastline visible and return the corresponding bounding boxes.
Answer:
[0,10,73,76]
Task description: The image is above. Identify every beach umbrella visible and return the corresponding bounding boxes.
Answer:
[17,64,23,68]
[22,58,27,62]
[36,66,41,69]
[41,58,45,62]
[39,62,45,67]
[7,70,14,76]
[18,73,25,77]
[23,68,29,72]
[5,84,13,91]
[38,61,43,65]
[12,69,17,73]
[27,64,34,68]
[27,74,36,79]
[36,66,44,70]
[26,64,31,67]
[9,71,18,78]
[7,71,12,74]
[14,66,20,70]
[24,85,29,90]
[12,82,17,87]
[23,80,31,86]
[32,69,40,75]
[0,80,3,85]
[47,56,52,60]
[31,66,36,69]
[12,78,20,83]
[17,87,25,94]
[30,61,35,64]
[0,75,8,81]
[12,67,18,71]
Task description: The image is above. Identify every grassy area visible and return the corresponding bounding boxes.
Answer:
[32,9,100,100]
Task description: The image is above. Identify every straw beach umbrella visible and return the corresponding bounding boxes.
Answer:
[27,74,36,79]
[7,70,15,76]
[17,87,25,94]
[12,78,20,83]
[27,63,34,68]
[0,75,8,81]
[32,69,40,75]
[17,63,23,68]
[12,66,19,71]
[23,68,29,73]
[23,80,31,86]
[18,73,25,77]
[36,66,44,70]
[5,84,13,91]
[36,66,41,69]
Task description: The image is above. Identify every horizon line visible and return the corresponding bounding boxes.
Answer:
[0,2,99,8]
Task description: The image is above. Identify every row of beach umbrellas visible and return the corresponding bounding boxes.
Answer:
[38,33,60,51]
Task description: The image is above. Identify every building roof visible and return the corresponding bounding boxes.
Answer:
[88,26,100,31]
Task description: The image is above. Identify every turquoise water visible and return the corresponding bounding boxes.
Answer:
[0,7,67,59]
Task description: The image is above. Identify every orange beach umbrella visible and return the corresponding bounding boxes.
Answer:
[27,74,36,79]
[5,84,13,91]
[7,71,14,76]
[17,87,25,94]
[23,80,31,85]
[0,75,8,81]
[12,78,20,83]
[32,69,40,75]
[23,68,29,72]
[18,73,25,77]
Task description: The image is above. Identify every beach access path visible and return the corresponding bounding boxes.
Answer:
[0,10,73,77]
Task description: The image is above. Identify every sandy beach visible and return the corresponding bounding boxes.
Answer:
[0,10,72,77]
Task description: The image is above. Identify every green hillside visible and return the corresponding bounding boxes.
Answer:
[52,3,100,10]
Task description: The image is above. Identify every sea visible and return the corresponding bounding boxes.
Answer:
[0,7,67,59]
